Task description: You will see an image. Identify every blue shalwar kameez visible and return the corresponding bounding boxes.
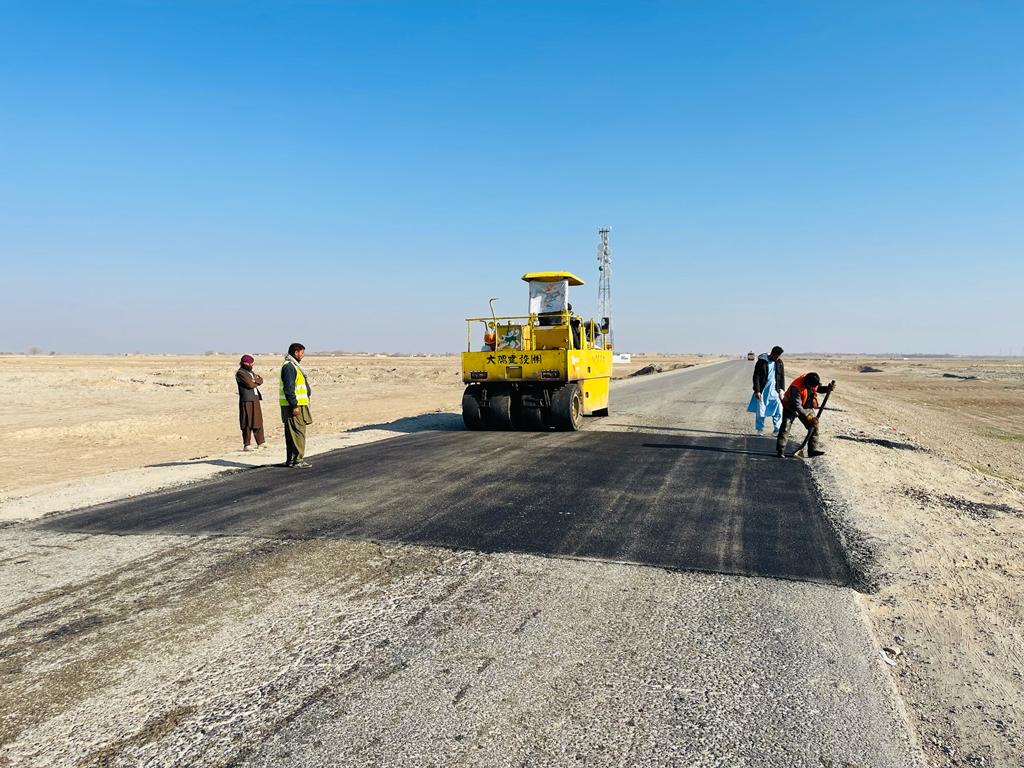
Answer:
[747,355,783,433]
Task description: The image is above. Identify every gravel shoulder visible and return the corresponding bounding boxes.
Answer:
[791,356,1024,768]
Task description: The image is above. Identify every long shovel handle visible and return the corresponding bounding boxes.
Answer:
[791,380,836,456]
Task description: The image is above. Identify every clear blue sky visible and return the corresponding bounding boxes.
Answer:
[2,1,1022,355]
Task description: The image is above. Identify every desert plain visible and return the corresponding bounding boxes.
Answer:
[1,353,1022,766]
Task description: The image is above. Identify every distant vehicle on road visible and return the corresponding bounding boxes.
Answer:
[746,351,756,361]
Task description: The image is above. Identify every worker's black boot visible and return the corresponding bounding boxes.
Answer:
[805,427,822,458]
[775,448,787,459]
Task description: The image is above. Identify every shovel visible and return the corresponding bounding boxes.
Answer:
[790,380,836,458]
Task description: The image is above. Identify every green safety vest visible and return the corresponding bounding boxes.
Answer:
[279,362,310,406]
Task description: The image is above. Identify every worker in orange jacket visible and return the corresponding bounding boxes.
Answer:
[776,372,834,458]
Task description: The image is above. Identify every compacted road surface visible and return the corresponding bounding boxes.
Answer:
[0,360,923,767]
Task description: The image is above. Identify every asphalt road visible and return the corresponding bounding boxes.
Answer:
[0,360,924,767]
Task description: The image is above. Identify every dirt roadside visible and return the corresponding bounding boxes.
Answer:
[788,356,1024,768]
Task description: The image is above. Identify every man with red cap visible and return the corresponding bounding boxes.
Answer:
[235,354,266,451]
[776,371,834,458]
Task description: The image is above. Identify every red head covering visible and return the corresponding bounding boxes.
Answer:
[240,355,255,365]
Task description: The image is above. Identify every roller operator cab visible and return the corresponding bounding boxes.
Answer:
[461,272,612,431]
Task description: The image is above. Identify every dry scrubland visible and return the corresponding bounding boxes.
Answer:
[1,354,460,497]
[1,354,1022,766]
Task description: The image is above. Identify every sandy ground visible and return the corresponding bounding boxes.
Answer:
[1,353,1022,766]
[785,356,1024,767]
[0,354,462,501]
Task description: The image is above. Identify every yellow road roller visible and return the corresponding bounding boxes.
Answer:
[461,271,612,430]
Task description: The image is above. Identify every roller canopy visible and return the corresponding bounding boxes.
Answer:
[521,272,584,286]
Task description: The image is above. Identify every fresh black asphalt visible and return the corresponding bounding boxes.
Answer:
[42,418,852,586]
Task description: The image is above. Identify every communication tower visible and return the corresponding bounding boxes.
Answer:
[597,227,613,349]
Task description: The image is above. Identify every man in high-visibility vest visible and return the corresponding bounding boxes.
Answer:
[280,342,313,468]
[776,371,833,459]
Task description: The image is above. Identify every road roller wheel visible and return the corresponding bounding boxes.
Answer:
[510,393,544,431]
[518,405,547,431]
[550,383,583,431]
[488,392,514,430]
[462,387,486,430]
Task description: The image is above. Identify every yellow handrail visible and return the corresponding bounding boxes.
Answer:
[464,314,535,323]
[463,314,609,352]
